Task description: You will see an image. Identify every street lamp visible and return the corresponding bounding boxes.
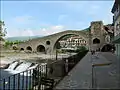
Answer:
[56,49,58,60]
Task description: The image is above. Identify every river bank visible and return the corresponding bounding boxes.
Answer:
[0,50,71,65]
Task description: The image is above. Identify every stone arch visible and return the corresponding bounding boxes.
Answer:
[12,46,18,50]
[20,48,24,51]
[26,46,32,51]
[53,32,88,50]
[93,38,100,44]
[37,45,45,53]
[46,41,50,45]
[101,44,115,52]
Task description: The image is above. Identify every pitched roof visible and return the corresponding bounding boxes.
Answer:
[111,0,120,13]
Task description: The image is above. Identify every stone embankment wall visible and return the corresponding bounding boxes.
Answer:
[47,50,88,80]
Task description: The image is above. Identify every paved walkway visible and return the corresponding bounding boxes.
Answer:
[54,52,120,89]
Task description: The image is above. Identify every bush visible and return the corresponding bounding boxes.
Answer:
[75,46,87,53]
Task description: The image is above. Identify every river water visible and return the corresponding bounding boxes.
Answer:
[0,51,71,89]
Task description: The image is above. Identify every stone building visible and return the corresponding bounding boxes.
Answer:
[59,35,87,48]
[111,0,120,59]
[89,21,114,51]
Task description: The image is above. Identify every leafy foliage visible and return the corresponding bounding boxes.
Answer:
[4,40,24,48]
[75,46,87,52]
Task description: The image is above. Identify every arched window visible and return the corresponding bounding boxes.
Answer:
[101,44,115,52]
[46,41,50,45]
[93,38,100,44]
[26,46,32,51]
[20,48,24,51]
[37,45,45,53]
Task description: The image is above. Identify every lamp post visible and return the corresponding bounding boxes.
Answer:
[56,49,58,60]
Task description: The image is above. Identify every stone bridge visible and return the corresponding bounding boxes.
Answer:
[18,30,89,54]
[18,21,114,54]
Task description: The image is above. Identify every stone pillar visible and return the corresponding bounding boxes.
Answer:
[48,60,66,78]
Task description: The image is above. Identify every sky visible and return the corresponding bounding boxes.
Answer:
[1,0,114,37]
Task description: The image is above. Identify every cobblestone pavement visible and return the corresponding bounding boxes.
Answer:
[55,52,120,89]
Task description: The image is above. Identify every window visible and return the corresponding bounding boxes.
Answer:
[46,41,50,45]
[93,38,100,44]
[116,22,120,35]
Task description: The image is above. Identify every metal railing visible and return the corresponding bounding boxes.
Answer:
[0,64,47,90]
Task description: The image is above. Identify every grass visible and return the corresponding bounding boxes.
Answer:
[0,55,5,57]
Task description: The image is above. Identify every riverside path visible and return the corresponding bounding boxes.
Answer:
[54,52,120,89]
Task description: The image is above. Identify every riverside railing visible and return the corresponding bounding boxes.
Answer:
[0,64,47,90]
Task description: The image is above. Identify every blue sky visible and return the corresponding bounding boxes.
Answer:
[1,1,114,37]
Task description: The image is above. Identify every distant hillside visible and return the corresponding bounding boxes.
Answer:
[5,28,90,42]
[5,36,42,41]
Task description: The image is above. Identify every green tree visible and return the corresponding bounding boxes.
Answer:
[14,40,19,44]
[0,20,7,48]
[0,20,7,37]
[76,46,87,52]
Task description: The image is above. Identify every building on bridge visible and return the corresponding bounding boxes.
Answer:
[111,0,120,59]
[59,35,87,48]
[89,21,114,52]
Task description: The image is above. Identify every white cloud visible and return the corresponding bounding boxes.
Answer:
[5,14,66,37]
[6,25,66,37]
[37,25,65,36]
[103,12,113,25]
[21,29,34,36]
[6,28,35,37]
[6,29,20,37]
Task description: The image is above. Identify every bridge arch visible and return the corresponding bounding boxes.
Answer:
[20,48,24,51]
[36,45,46,53]
[26,46,32,51]
[18,30,89,54]
[101,44,115,52]
[53,31,88,50]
